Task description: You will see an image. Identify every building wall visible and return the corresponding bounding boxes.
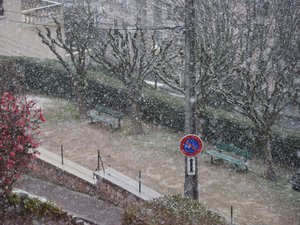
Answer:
[58,0,183,30]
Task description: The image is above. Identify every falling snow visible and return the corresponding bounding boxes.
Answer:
[0,0,299,225]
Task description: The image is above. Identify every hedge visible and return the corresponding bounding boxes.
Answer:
[1,55,299,168]
[122,195,227,225]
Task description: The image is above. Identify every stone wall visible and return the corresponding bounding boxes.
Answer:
[29,158,144,208]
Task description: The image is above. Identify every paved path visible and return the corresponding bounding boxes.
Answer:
[15,176,123,225]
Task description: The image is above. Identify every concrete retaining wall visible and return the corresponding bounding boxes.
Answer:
[28,148,161,207]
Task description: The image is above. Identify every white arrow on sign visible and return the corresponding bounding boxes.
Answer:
[187,157,196,175]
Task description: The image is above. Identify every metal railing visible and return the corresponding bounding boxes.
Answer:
[21,0,63,25]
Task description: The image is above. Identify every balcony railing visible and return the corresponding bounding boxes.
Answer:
[21,0,63,25]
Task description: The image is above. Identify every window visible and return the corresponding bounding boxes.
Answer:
[0,0,4,16]
[166,3,171,20]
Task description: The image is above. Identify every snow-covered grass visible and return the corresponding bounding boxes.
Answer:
[35,94,300,225]
[125,125,181,156]
[27,94,80,126]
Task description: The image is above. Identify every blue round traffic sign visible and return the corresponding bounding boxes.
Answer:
[180,134,203,157]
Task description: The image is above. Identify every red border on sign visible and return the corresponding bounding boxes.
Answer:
[180,134,203,157]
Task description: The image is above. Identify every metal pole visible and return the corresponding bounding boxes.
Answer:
[99,150,105,174]
[231,205,233,225]
[184,0,198,201]
[139,170,141,193]
[61,145,64,165]
[97,150,100,171]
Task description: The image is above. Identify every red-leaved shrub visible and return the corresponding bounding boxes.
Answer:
[0,92,45,194]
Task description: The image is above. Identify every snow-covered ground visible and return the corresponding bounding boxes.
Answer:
[26,95,57,110]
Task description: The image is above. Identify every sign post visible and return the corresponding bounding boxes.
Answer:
[180,134,203,199]
[187,157,196,175]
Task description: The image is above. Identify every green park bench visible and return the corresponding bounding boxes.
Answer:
[87,105,124,129]
[205,142,253,171]
[216,142,253,161]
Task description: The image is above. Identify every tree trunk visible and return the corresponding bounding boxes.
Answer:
[76,90,86,115]
[257,130,277,181]
[128,96,143,135]
[73,73,87,115]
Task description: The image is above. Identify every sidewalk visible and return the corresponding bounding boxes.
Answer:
[15,176,123,225]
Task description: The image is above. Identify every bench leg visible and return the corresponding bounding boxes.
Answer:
[235,164,239,172]
[210,156,214,164]
[118,118,121,129]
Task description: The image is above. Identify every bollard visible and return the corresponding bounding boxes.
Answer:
[61,145,64,165]
[139,170,141,193]
[231,206,233,225]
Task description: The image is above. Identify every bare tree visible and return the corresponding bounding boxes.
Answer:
[194,1,236,111]
[37,1,100,114]
[220,0,300,181]
[90,25,174,134]
[145,0,237,200]
[155,1,237,133]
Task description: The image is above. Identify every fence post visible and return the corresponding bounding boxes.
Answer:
[96,150,100,171]
[107,155,111,167]
[61,145,64,165]
[231,205,233,225]
[139,170,141,193]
